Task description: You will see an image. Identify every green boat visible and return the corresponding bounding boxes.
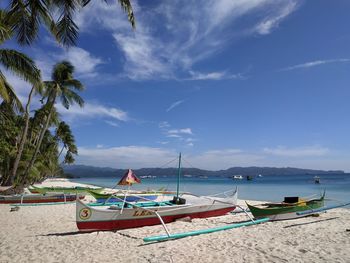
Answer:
[28,185,104,194]
[246,192,325,221]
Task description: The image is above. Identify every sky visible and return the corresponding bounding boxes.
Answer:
[2,0,350,171]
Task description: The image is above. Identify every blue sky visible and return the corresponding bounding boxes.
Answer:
[3,0,350,171]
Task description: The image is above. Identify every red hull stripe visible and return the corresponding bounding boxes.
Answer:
[77,206,235,231]
[0,196,83,204]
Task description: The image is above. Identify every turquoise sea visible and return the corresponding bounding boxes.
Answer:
[72,173,350,206]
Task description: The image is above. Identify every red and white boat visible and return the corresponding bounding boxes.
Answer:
[76,190,238,231]
[0,193,84,204]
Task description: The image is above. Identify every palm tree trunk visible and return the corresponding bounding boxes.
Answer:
[21,95,56,185]
[9,86,35,185]
[58,145,65,158]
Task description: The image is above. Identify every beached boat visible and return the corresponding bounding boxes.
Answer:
[76,190,237,231]
[0,193,84,204]
[28,185,104,194]
[246,192,325,221]
[76,153,238,232]
[87,189,163,203]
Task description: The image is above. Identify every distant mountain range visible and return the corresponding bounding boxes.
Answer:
[63,165,345,178]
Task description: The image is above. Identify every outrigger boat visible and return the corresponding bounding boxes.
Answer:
[76,154,238,232]
[77,190,238,231]
[28,185,104,194]
[246,192,325,221]
[0,193,84,204]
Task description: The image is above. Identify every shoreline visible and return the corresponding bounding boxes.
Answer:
[1,178,349,262]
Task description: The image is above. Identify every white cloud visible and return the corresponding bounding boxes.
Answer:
[57,102,129,122]
[166,134,182,138]
[263,146,329,157]
[159,121,171,129]
[34,46,103,80]
[181,149,264,170]
[77,146,176,168]
[168,128,193,135]
[73,0,299,80]
[281,58,350,71]
[166,100,185,112]
[187,71,243,81]
[74,145,349,171]
[105,120,119,127]
[59,47,103,77]
[255,1,298,35]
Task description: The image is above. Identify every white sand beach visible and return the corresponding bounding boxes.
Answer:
[1,179,349,263]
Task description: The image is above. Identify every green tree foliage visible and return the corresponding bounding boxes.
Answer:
[6,0,135,47]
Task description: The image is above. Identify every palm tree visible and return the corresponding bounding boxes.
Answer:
[21,61,84,185]
[0,10,41,111]
[55,121,77,159]
[6,0,135,47]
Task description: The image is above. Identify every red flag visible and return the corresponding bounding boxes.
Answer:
[117,169,141,186]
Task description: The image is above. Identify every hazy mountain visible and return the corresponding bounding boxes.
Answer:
[63,165,344,178]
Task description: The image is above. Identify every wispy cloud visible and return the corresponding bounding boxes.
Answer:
[77,146,176,168]
[74,145,348,171]
[255,1,298,35]
[187,71,243,81]
[34,46,103,79]
[168,128,193,135]
[263,146,329,157]
[280,58,350,71]
[74,0,299,80]
[105,120,119,127]
[166,100,185,112]
[58,47,103,77]
[159,121,171,129]
[57,102,129,122]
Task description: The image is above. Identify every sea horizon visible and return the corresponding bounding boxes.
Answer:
[71,173,350,206]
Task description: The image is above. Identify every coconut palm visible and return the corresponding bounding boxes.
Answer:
[21,61,84,184]
[6,0,135,47]
[55,121,77,159]
[0,10,41,111]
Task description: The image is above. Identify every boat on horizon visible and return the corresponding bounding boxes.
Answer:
[314,176,320,184]
[232,175,243,180]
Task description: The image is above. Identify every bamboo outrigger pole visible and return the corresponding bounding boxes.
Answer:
[296,202,350,216]
[143,218,269,242]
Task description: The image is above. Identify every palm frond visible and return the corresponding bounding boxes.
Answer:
[7,0,36,45]
[60,87,84,108]
[50,0,81,47]
[62,78,84,91]
[51,60,74,81]
[0,49,41,86]
[118,0,135,28]
[0,71,24,112]
[0,10,13,43]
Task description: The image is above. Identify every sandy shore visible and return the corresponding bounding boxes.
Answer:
[0,179,349,262]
